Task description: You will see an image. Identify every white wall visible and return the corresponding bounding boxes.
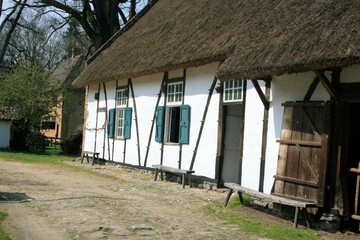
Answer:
[84,63,220,179]
[0,121,11,149]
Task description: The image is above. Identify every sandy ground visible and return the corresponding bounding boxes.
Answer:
[0,158,359,240]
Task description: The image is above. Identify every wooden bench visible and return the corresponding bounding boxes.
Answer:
[224,182,317,228]
[152,164,195,188]
[81,151,100,166]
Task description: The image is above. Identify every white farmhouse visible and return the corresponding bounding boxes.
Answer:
[73,0,360,223]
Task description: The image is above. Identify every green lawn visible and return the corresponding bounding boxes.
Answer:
[0,149,75,165]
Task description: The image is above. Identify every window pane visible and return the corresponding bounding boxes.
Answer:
[223,80,243,102]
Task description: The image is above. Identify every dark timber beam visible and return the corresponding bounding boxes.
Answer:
[315,71,338,99]
[251,79,270,110]
[303,77,320,101]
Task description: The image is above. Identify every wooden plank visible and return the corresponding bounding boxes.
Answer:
[152,164,195,174]
[224,183,272,201]
[271,193,317,206]
[351,215,360,221]
[282,101,325,107]
[276,139,321,147]
[129,79,141,166]
[354,162,360,214]
[294,144,319,183]
[283,106,302,198]
[225,183,316,208]
[275,106,293,195]
[350,168,360,174]
[273,175,318,188]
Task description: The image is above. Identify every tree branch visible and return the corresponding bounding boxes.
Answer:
[0,0,27,65]
[0,3,18,33]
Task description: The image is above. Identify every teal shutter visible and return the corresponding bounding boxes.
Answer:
[178,105,191,144]
[155,106,165,142]
[108,108,116,138]
[123,107,132,139]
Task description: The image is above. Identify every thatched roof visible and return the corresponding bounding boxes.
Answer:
[52,56,85,87]
[73,0,360,88]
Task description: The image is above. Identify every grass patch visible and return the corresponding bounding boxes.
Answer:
[0,211,11,240]
[204,196,319,240]
[0,149,75,165]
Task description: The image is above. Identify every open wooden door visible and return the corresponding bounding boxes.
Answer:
[274,101,331,207]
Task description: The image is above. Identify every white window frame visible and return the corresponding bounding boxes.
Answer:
[223,80,243,103]
[166,82,183,106]
[115,88,128,139]
[164,106,181,144]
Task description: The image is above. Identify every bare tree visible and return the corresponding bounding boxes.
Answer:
[0,0,147,67]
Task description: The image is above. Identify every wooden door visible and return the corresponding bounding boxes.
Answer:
[222,104,244,183]
[274,101,331,207]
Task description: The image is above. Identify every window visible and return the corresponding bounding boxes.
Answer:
[223,80,243,102]
[115,88,127,139]
[155,105,190,144]
[41,116,56,130]
[108,88,132,139]
[166,82,183,105]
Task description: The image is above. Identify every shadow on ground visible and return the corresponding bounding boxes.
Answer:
[0,192,34,202]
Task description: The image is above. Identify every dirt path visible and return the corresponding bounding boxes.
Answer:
[0,158,358,240]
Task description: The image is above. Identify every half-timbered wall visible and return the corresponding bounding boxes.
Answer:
[84,62,220,178]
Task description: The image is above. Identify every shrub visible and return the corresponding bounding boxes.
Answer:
[61,130,82,155]
[26,131,46,153]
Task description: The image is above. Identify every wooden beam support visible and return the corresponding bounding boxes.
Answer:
[251,79,270,110]
[315,71,338,99]
[303,77,320,101]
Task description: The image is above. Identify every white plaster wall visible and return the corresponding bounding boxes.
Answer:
[0,121,11,148]
[84,63,219,179]
[241,80,265,190]
[341,64,360,83]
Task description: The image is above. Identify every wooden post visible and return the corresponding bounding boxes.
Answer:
[102,82,109,160]
[259,79,271,192]
[129,79,141,166]
[144,72,167,167]
[93,83,101,156]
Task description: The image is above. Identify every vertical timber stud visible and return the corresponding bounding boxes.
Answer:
[94,83,101,155]
[189,76,218,170]
[111,80,119,161]
[238,80,247,185]
[216,81,225,184]
[102,82,109,160]
[123,81,130,163]
[179,69,186,169]
[258,79,271,193]
[144,72,168,167]
[129,79,141,166]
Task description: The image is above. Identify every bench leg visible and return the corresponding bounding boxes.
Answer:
[86,154,90,163]
[294,207,299,228]
[81,153,84,164]
[302,208,311,228]
[238,192,244,205]
[188,173,192,188]
[154,168,159,181]
[160,170,164,181]
[182,174,185,188]
[92,155,95,166]
[224,189,234,206]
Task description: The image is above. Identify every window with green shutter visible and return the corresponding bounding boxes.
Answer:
[178,105,190,144]
[123,107,132,139]
[108,108,116,138]
[155,106,165,142]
